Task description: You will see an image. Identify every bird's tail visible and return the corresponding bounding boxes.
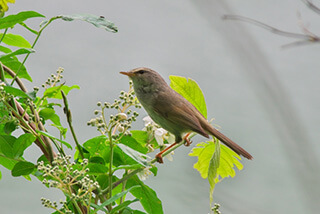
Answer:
[207,125,253,160]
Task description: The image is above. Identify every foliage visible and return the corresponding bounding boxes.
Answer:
[0,7,247,214]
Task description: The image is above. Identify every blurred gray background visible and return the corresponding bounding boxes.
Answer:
[1,0,320,213]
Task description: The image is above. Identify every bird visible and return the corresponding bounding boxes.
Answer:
[120,67,253,163]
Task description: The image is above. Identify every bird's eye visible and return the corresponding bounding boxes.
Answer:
[137,70,145,74]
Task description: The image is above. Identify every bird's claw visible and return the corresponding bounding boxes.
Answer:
[184,138,192,147]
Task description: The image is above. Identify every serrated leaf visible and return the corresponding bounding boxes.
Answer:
[189,139,243,181]
[169,75,207,118]
[61,14,118,33]
[0,48,34,60]
[0,33,31,48]
[0,11,45,29]
[127,176,163,214]
[11,161,35,177]
[43,85,80,99]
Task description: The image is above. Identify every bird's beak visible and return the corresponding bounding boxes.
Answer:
[120,71,134,77]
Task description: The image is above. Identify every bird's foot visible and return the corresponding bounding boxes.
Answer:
[183,133,192,146]
[184,138,192,146]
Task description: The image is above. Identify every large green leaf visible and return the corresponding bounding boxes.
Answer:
[1,57,32,81]
[11,161,35,177]
[83,135,110,161]
[127,176,163,214]
[189,140,243,181]
[169,75,207,118]
[13,133,36,158]
[0,135,15,158]
[0,33,31,48]
[0,11,45,29]
[120,134,148,154]
[61,14,118,33]
[43,85,80,99]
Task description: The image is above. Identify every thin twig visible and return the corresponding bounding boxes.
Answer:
[302,0,320,15]
[223,15,311,39]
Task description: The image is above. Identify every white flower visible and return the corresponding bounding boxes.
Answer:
[142,116,175,161]
[137,167,152,180]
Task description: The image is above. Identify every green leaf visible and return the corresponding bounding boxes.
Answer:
[130,130,157,148]
[37,130,72,149]
[61,14,118,33]
[0,11,45,29]
[2,85,33,99]
[127,176,163,214]
[169,75,207,118]
[86,163,108,175]
[120,134,148,154]
[0,48,35,60]
[0,135,15,158]
[43,85,80,99]
[0,170,2,180]
[13,133,36,158]
[11,161,35,177]
[1,57,32,81]
[39,108,62,126]
[0,33,31,48]
[110,199,139,214]
[116,144,150,167]
[83,135,109,159]
[189,140,243,181]
[3,121,18,134]
[0,45,12,53]
[91,186,138,214]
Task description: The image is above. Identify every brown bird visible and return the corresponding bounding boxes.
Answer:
[120,67,253,163]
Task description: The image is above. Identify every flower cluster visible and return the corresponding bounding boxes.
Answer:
[212,203,221,214]
[87,83,141,136]
[37,155,99,213]
[41,67,64,88]
[143,116,175,161]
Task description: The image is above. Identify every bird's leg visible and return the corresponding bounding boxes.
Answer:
[155,142,177,163]
[183,133,192,146]
[155,133,193,163]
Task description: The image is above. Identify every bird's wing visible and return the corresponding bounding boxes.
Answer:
[152,90,209,137]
